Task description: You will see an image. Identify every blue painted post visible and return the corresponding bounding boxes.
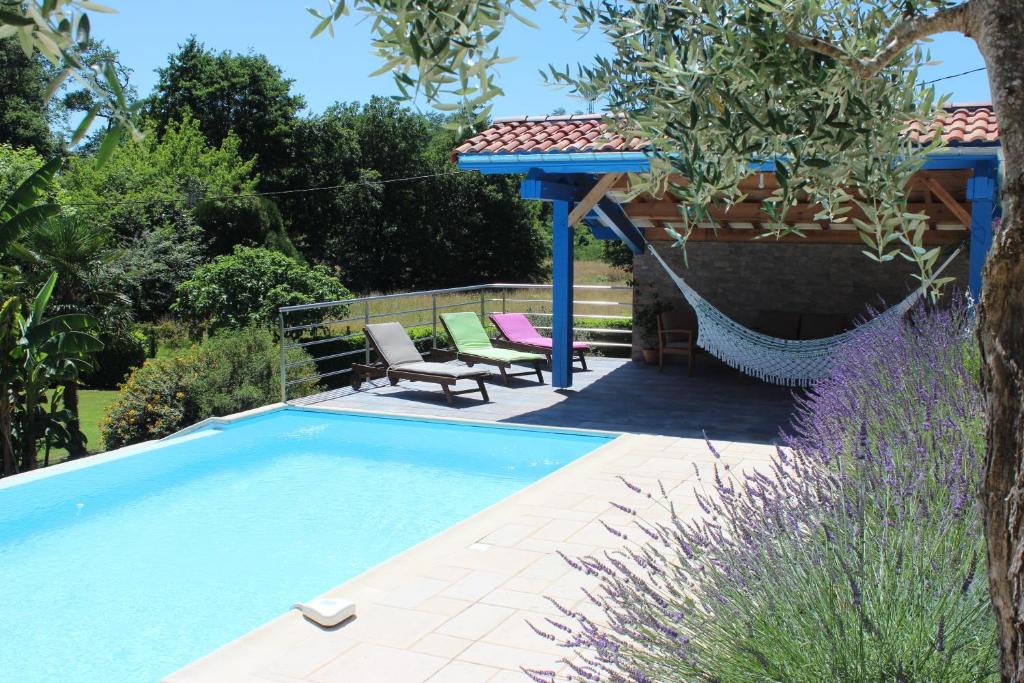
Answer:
[967,161,998,300]
[551,198,574,388]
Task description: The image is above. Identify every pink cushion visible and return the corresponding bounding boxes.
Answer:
[520,336,590,351]
[490,313,538,341]
[490,314,590,350]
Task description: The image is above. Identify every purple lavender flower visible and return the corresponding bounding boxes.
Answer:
[529,296,996,681]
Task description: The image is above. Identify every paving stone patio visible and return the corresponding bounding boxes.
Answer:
[167,357,797,682]
[297,356,796,444]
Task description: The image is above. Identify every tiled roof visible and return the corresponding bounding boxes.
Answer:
[905,104,1000,145]
[453,114,646,158]
[453,105,999,159]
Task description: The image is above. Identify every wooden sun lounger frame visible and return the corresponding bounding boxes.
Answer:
[490,337,589,371]
[438,317,545,386]
[350,350,489,406]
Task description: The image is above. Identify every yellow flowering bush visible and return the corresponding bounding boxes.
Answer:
[101,326,317,449]
[100,351,205,449]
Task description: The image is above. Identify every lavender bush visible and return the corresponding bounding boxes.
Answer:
[531,301,996,682]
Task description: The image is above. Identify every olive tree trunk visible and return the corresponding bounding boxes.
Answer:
[972,0,1024,680]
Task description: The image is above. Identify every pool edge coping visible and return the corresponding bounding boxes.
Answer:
[0,403,286,491]
[2,398,622,492]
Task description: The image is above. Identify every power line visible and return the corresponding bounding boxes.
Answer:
[61,169,467,209]
[920,66,987,86]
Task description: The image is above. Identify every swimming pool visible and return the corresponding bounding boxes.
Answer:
[0,408,612,683]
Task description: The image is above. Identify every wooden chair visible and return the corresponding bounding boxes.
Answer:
[657,308,698,375]
[351,322,491,405]
[489,313,589,370]
[439,312,546,385]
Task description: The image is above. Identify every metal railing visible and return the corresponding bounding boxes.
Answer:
[277,283,633,402]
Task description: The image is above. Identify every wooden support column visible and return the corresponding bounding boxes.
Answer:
[967,161,998,299]
[551,198,574,388]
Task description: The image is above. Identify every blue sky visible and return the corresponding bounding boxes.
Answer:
[90,2,991,118]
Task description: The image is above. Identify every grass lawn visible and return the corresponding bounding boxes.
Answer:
[574,259,630,285]
[38,388,119,465]
[77,389,119,452]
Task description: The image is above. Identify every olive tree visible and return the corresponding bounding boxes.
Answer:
[0,1,138,156]
[308,0,1024,677]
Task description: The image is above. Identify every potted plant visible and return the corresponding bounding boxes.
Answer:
[634,295,672,364]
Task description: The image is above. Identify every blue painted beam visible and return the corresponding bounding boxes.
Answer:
[520,178,579,201]
[588,224,620,241]
[458,152,651,175]
[924,153,1002,171]
[967,160,999,299]
[459,149,999,176]
[551,198,574,388]
[589,197,646,254]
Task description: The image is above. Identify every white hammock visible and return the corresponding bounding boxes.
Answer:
[647,244,960,387]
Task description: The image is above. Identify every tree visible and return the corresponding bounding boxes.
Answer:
[0,144,49,201]
[0,160,101,475]
[43,38,136,150]
[145,37,305,186]
[309,0,1023,677]
[117,223,206,323]
[0,2,141,159]
[20,216,131,456]
[0,38,56,156]
[61,114,257,240]
[279,98,546,291]
[193,196,298,258]
[172,246,350,334]
[0,273,102,474]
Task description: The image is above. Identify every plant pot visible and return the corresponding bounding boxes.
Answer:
[641,348,658,364]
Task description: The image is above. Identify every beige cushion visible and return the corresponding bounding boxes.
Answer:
[364,322,423,366]
[394,362,490,379]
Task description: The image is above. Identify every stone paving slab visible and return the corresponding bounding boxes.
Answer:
[167,359,794,682]
[297,357,795,444]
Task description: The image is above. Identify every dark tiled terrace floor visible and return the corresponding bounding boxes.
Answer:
[298,356,798,444]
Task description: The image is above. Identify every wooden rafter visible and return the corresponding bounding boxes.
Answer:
[922,177,973,228]
[624,201,967,224]
[568,172,623,226]
[645,226,963,245]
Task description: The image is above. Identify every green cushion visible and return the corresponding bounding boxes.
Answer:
[467,347,546,363]
[441,312,496,352]
[441,312,545,362]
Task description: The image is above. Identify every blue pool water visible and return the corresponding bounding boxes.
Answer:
[0,408,611,683]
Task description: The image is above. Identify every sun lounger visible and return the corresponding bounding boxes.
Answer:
[351,322,491,404]
[439,312,546,385]
[489,312,590,371]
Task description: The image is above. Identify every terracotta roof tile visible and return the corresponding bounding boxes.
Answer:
[453,105,999,160]
[908,105,1000,145]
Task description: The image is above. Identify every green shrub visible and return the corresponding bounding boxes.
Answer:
[139,319,192,357]
[173,246,350,334]
[575,316,632,358]
[81,329,148,389]
[99,352,204,449]
[101,326,317,449]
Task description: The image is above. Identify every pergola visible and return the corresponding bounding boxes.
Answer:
[453,105,1001,389]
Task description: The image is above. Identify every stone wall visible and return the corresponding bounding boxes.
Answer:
[630,240,969,359]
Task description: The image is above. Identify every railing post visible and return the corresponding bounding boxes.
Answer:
[278,310,287,403]
[479,289,486,321]
[431,293,438,350]
[363,301,371,363]
[501,289,507,314]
